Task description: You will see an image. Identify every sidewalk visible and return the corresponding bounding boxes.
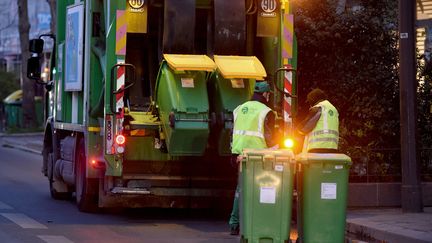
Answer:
[0,134,431,243]
[0,132,43,154]
[346,207,432,243]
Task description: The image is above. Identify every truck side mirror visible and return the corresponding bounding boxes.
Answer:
[29,39,44,54]
[27,56,42,80]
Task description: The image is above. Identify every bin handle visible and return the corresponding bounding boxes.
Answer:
[262,158,274,171]
[273,67,297,98]
[110,63,136,115]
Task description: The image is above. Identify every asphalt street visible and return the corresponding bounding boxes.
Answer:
[0,144,239,243]
[1,134,432,243]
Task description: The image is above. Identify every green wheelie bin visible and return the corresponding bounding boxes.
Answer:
[240,149,296,243]
[3,90,23,128]
[296,153,352,243]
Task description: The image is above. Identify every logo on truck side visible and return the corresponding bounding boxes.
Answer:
[128,0,145,9]
[260,0,277,17]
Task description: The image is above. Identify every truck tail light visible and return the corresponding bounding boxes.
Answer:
[115,134,126,145]
[90,158,106,169]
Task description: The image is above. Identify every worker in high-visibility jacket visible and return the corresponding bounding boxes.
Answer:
[229,81,278,235]
[298,88,339,153]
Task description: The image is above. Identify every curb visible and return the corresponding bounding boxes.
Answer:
[0,132,44,137]
[0,134,44,155]
[346,220,431,243]
[2,143,42,155]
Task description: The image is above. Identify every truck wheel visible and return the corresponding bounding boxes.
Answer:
[75,139,99,213]
[47,152,72,200]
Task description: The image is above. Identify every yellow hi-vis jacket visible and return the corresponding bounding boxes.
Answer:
[231,101,272,155]
[303,100,339,152]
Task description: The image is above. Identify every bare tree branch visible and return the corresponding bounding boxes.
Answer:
[46,0,56,34]
[0,2,18,31]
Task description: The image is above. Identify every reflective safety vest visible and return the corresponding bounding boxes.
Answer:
[231,101,272,155]
[304,100,339,152]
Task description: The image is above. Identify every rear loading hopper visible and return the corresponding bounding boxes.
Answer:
[155,54,216,156]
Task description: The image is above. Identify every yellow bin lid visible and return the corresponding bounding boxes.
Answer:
[214,55,267,80]
[243,148,295,162]
[3,90,42,103]
[163,54,216,72]
[296,153,352,165]
[3,90,22,103]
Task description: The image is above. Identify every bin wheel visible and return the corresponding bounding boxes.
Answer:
[75,139,99,212]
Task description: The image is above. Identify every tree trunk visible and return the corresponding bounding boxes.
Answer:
[17,0,36,129]
[46,0,56,34]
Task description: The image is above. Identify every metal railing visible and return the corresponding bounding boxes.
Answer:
[347,147,432,183]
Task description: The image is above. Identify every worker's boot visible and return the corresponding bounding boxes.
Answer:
[230,225,239,235]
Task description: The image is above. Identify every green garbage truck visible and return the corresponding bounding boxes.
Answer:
[26,0,298,213]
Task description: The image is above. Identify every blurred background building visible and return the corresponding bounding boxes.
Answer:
[0,0,51,75]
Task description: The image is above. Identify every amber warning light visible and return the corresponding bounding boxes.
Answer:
[283,138,294,149]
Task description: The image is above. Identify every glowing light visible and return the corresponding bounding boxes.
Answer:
[284,138,294,148]
[90,159,107,169]
[115,134,126,145]
[116,146,125,153]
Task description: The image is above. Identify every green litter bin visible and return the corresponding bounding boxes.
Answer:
[240,149,295,243]
[3,90,44,129]
[3,90,23,128]
[296,153,352,243]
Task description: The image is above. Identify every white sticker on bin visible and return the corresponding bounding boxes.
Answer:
[181,78,194,88]
[260,187,276,204]
[335,165,343,169]
[321,183,337,199]
[275,164,284,172]
[231,79,245,88]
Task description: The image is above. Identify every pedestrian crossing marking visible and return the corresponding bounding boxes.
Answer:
[38,235,74,243]
[0,201,13,210]
[0,213,47,229]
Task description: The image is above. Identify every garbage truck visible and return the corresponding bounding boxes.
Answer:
[26,0,297,212]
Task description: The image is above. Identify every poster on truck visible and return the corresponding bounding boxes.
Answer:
[65,3,84,91]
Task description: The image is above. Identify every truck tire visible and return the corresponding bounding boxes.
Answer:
[46,152,72,200]
[75,139,99,213]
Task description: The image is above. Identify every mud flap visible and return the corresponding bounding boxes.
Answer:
[213,0,246,55]
[163,0,195,54]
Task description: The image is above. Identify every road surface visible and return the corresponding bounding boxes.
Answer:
[0,144,238,243]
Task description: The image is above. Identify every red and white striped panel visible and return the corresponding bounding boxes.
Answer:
[115,63,125,119]
[283,64,293,135]
[115,60,125,154]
